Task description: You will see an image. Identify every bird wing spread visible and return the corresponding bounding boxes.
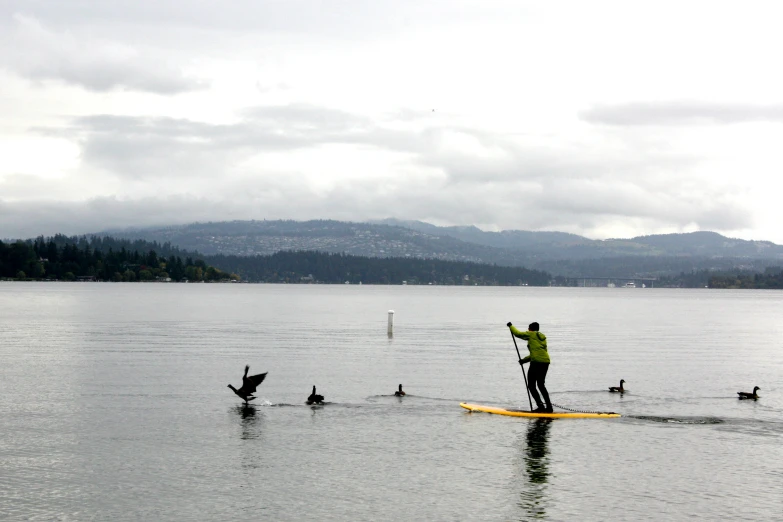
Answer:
[245,372,267,392]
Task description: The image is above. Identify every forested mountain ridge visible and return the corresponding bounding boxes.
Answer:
[98,219,783,280]
[104,219,783,260]
[104,220,523,263]
[370,218,590,250]
[374,219,783,258]
[618,231,780,256]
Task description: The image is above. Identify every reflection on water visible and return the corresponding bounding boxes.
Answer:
[233,404,261,440]
[518,419,552,519]
[232,404,266,475]
[525,419,552,483]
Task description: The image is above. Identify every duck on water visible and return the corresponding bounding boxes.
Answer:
[394,384,406,397]
[307,386,325,405]
[609,379,625,393]
[737,386,760,399]
[228,365,268,404]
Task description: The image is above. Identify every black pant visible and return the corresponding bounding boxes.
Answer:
[527,362,551,409]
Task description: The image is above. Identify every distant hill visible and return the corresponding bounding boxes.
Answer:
[100,219,783,278]
[618,231,783,257]
[103,219,526,264]
[371,218,589,250]
[374,219,783,259]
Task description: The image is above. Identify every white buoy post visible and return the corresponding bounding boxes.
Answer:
[387,310,394,337]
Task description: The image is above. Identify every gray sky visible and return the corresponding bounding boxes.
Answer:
[2,0,783,242]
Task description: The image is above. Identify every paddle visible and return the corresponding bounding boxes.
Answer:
[509,326,534,411]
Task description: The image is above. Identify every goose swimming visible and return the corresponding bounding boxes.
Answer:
[227,365,267,404]
[307,385,325,405]
[609,379,625,393]
[737,386,760,399]
[394,384,406,397]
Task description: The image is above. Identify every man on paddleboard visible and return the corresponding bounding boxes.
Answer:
[507,321,552,413]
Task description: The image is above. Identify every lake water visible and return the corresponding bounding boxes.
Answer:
[1,283,782,521]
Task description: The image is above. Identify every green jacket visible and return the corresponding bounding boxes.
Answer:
[509,325,550,363]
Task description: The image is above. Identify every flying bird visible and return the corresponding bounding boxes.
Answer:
[307,385,324,405]
[737,386,760,400]
[609,379,625,393]
[394,384,406,397]
[227,365,267,404]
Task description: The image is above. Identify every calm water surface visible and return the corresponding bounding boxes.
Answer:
[1,284,782,521]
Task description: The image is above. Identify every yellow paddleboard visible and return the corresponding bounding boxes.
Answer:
[460,402,620,419]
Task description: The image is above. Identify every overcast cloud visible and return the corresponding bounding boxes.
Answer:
[2,14,205,93]
[582,102,783,126]
[2,1,783,242]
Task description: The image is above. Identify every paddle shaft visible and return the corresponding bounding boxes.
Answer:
[510,330,534,411]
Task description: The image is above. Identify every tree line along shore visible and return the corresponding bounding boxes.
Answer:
[2,235,782,288]
[0,236,238,283]
[0,235,549,285]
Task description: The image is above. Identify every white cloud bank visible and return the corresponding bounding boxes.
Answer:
[1,1,782,242]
